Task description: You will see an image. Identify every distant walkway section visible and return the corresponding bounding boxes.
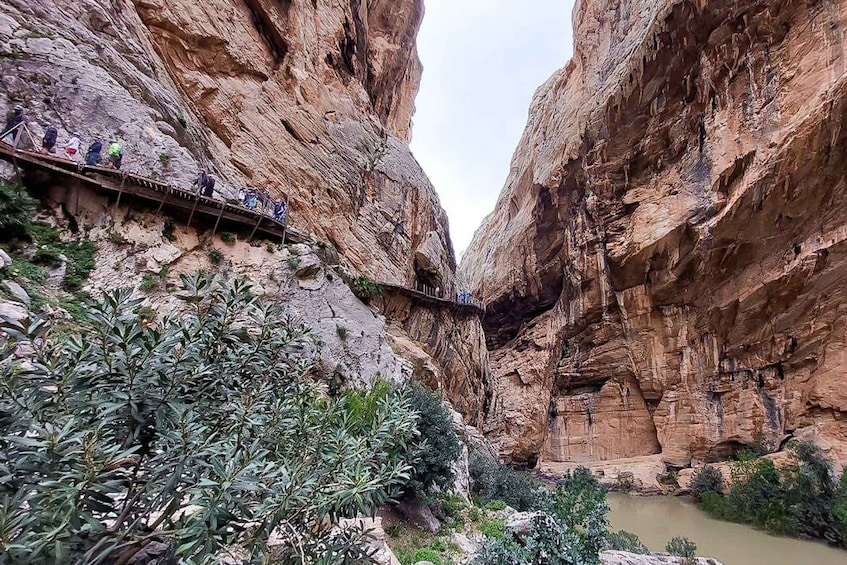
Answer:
[0,144,307,244]
[379,280,485,315]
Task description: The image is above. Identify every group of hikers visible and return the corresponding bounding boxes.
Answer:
[2,104,289,226]
[2,105,124,169]
[235,186,288,223]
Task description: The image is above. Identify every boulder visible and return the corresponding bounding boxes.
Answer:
[600,551,723,565]
[0,301,27,323]
[3,280,30,304]
[395,495,441,533]
[504,511,545,537]
[0,248,11,269]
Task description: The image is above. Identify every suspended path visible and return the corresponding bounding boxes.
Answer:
[0,140,485,315]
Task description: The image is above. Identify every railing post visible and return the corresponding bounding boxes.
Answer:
[186,195,200,231]
[211,198,226,237]
[156,185,171,217]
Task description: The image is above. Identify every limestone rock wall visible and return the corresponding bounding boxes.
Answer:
[461,0,847,466]
[0,0,454,290]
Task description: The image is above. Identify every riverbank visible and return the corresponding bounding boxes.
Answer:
[608,493,846,565]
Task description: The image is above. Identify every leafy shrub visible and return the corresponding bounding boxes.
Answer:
[404,382,462,494]
[351,276,382,300]
[162,220,176,242]
[412,548,441,564]
[666,536,696,558]
[336,325,349,340]
[478,516,506,540]
[0,274,419,563]
[690,465,724,500]
[60,240,95,291]
[605,530,649,554]
[0,182,36,240]
[32,245,62,266]
[472,470,610,565]
[220,231,236,244]
[139,272,158,292]
[208,248,224,265]
[484,499,506,511]
[469,450,544,511]
[440,493,468,519]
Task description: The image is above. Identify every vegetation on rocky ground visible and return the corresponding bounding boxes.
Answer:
[351,276,382,300]
[403,382,462,494]
[697,441,847,546]
[0,184,95,297]
[468,450,545,511]
[472,467,610,565]
[0,274,426,564]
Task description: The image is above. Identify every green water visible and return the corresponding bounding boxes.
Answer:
[607,492,847,565]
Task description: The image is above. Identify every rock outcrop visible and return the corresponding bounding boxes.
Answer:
[461,0,847,467]
[0,0,454,290]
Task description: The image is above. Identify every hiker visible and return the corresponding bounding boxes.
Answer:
[85,140,103,165]
[195,171,215,197]
[243,188,258,210]
[41,125,58,153]
[259,189,271,212]
[1,105,26,145]
[63,133,81,161]
[107,140,122,169]
[273,199,287,223]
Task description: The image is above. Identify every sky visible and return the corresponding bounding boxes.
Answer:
[410,0,576,258]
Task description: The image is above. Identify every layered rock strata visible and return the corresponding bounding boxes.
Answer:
[462,0,847,467]
[0,0,454,290]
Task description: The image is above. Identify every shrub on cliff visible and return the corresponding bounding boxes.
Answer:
[468,450,545,511]
[403,381,462,494]
[690,465,724,500]
[0,181,36,241]
[0,273,419,564]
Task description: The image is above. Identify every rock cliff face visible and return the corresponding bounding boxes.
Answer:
[0,0,454,290]
[0,0,490,424]
[462,0,847,467]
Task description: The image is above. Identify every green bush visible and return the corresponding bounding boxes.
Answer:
[208,248,224,265]
[690,465,724,500]
[9,258,47,284]
[468,450,544,511]
[139,272,158,292]
[666,536,696,558]
[162,220,176,242]
[0,182,36,240]
[60,240,95,291]
[412,548,441,564]
[605,530,649,554]
[404,382,462,494]
[220,231,236,244]
[695,441,847,546]
[472,471,609,565]
[351,276,382,300]
[483,499,506,511]
[0,274,419,563]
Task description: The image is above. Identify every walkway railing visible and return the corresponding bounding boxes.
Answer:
[0,135,306,244]
[0,123,485,316]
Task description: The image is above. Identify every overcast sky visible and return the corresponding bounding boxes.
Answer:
[410,0,575,258]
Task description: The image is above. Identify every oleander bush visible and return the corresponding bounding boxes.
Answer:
[0,273,420,564]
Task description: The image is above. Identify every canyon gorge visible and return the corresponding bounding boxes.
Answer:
[2,0,847,548]
[462,0,847,472]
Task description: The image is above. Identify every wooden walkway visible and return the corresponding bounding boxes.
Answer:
[0,141,486,316]
[0,144,307,244]
[379,282,485,315]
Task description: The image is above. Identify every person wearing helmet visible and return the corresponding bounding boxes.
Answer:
[107,140,123,169]
[1,104,26,145]
[63,132,81,161]
[41,125,58,153]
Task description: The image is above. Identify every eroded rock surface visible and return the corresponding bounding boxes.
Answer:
[0,0,454,290]
[461,0,847,467]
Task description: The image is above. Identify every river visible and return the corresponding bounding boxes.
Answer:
[607,492,847,565]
